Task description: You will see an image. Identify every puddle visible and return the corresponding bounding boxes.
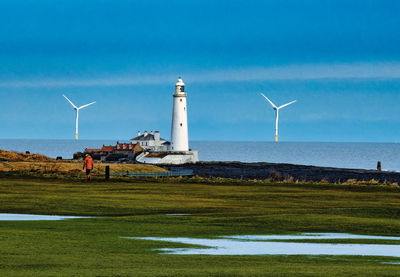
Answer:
[224,233,400,241]
[382,262,400,265]
[0,213,90,221]
[165,213,190,216]
[123,233,400,257]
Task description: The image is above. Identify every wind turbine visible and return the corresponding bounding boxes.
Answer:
[63,94,96,140]
[260,93,296,142]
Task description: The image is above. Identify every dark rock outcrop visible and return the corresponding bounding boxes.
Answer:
[163,162,400,183]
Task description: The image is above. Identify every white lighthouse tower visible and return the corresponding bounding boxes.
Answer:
[135,77,198,164]
[170,77,189,151]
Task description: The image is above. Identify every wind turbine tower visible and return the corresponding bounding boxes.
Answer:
[63,95,96,140]
[260,93,296,142]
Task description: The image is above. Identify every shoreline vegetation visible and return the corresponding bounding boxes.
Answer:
[0,149,400,275]
[1,149,399,186]
[0,149,166,178]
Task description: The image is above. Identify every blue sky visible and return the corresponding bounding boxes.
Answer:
[0,0,399,142]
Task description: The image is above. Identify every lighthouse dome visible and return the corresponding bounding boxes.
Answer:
[176,77,185,86]
[175,77,185,94]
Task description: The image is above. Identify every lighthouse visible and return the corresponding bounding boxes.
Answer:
[170,77,189,151]
[135,77,198,164]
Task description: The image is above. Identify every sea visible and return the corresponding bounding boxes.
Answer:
[0,139,399,172]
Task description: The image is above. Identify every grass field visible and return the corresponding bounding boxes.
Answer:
[0,176,400,276]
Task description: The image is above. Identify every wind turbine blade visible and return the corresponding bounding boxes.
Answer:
[260,93,277,109]
[78,101,96,110]
[63,94,78,109]
[278,100,297,109]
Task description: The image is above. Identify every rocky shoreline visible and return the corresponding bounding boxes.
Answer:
[163,162,400,183]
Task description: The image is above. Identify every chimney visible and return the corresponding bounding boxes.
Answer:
[144,131,148,136]
[150,131,153,135]
[137,131,141,136]
[154,131,160,142]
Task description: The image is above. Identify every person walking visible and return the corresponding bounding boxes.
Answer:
[83,154,94,181]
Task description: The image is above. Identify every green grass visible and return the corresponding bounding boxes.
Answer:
[0,176,400,276]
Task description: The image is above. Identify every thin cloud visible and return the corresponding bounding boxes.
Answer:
[190,62,400,82]
[0,62,399,88]
[0,75,176,88]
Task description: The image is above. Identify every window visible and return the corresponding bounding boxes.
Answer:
[181,86,184,92]
[180,123,182,127]
[184,107,186,111]
[180,99,182,102]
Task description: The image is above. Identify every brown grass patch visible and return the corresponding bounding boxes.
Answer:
[0,160,166,176]
[0,149,53,162]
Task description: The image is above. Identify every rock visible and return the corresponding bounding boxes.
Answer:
[164,162,400,183]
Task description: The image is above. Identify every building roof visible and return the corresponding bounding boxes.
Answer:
[131,133,166,141]
[85,148,101,152]
[101,145,116,152]
[85,143,142,153]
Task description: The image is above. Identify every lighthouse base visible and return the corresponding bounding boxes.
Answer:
[136,150,199,165]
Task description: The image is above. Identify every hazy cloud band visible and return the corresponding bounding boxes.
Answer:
[0,62,399,88]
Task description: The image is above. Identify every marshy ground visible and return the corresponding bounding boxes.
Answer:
[0,172,400,276]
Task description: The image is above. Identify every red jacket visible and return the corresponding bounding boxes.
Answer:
[84,156,94,170]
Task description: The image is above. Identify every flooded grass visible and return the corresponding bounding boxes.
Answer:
[1,177,400,275]
[0,213,90,221]
[224,233,400,241]
[126,233,400,256]
[165,213,191,216]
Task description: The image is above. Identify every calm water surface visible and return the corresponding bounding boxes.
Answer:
[0,213,90,221]
[0,139,399,171]
[125,233,400,257]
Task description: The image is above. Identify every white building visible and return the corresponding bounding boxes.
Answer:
[130,130,170,151]
[170,77,189,151]
[135,77,198,164]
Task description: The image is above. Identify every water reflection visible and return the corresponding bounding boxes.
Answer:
[224,233,400,241]
[165,213,191,216]
[123,233,400,257]
[0,213,90,221]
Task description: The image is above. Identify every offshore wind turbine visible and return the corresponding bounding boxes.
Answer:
[260,93,296,142]
[63,95,96,140]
